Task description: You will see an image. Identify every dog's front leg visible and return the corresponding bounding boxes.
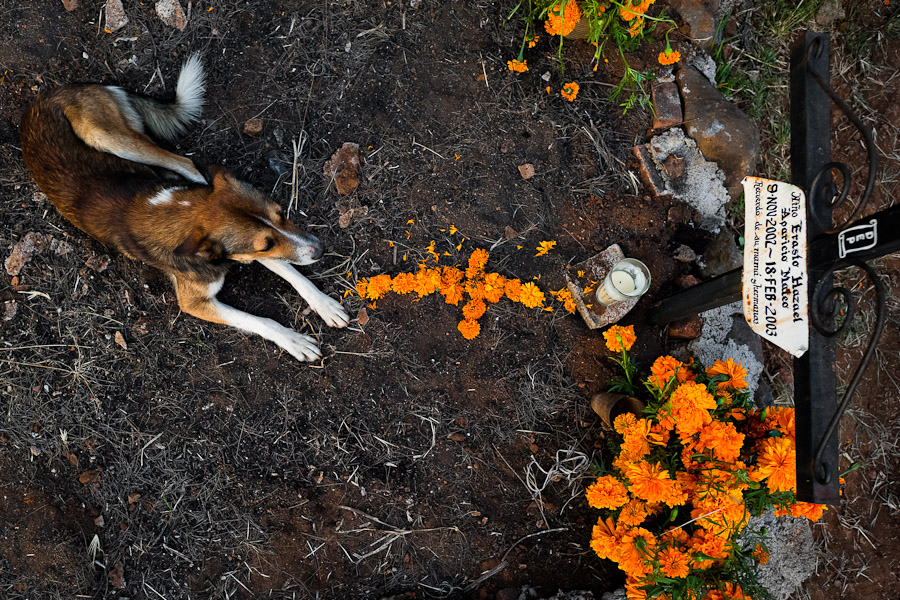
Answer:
[257,259,350,328]
[174,276,322,362]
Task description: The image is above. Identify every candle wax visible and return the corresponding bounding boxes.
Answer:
[611,271,636,294]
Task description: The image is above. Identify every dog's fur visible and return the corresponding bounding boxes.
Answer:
[19,55,349,361]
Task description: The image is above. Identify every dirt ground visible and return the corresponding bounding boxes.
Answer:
[0,1,898,599]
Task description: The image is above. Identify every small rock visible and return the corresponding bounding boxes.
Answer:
[677,66,760,200]
[668,315,703,340]
[673,244,696,263]
[50,237,74,256]
[356,308,368,326]
[114,331,128,350]
[670,0,719,51]
[155,0,186,30]
[108,563,126,589]
[61,0,78,11]
[242,118,263,137]
[448,432,466,442]
[496,589,519,600]
[85,254,110,272]
[105,0,128,32]
[632,145,670,198]
[78,470,101,485]
[663,154,685,179]
[5,232,48,276]
[518,163,535,179]
[338,205,369,228]
[323,142,361,196]
[94,515,105,527]
[815,0,845,26]
[2,301,16,322]
[651,80,683,131]
[504,226,518,240]
[675,274,701,289]
[698,229,742,278]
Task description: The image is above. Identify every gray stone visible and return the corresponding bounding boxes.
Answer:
[105,0,128,32]
[742,513,817,600]
[647,128,729,232]
[600,589,626,600]
[687,301,765,402]
[698,229,742,278]
[155,0,186,30]
[816,0,846,26]
[677,66,761,200]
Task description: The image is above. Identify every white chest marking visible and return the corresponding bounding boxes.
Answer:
[147,186,187,206]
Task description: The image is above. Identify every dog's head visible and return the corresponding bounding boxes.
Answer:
[174,166,324,265]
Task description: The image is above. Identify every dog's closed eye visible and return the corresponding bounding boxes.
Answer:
[261,237,276,252]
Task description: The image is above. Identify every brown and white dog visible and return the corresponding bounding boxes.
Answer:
[19,55,349,361]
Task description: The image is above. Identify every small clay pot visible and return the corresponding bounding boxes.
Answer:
[591,393,645,429]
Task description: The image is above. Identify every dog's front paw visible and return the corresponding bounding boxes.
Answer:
[311,294,350,328]
[276,330,322,362]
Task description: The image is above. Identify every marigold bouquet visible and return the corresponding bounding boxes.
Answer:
[587,325,831,600]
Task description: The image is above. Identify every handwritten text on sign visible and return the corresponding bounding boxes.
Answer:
[742,177,809,357]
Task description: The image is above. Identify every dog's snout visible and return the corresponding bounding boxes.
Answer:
[311,242,324,261]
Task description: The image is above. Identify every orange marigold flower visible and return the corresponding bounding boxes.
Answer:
[355,278,369,298]
[625,461,684,506]
[442,284,464,306]
[658,545,691,578]
[413,266,441,297]
[752,542,770,565]
[648,355,682,387]
[586,475,629,510]
[658,48,681,65]
[627,16,644,37]
[518,281,546,308]
[466,248,489,276]
[535,240,557,257]
[365,274,393,300]
[482,272,507,303]
[462,299,487,320]
[624,578,649,600]
[669,381,717,438]
[391,272,417,294]
[696,420,745,463]
[706,358,748,391]
[603,324,636,352]
[458,319,480,339]
[621,418,652,461]
[775,501,827,521]
[617,498,650,528]
[751,436,796,493]
[544,1,582,37]
[618,527,657,578]
[561,81,579,101]
[507,58,528,73]
[527,35,539,48]
[504,278,523,302]
[590,516,623,561]
[765,407,796,441]
[688,528,730,564]
[620,0,652,21]
[613,412,639,435]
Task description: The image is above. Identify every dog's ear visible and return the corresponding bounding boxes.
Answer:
[174,228,226,261]
[208,165,235,189]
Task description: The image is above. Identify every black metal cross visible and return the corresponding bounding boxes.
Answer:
[648,32,896,505]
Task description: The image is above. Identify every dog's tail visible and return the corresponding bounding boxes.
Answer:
[130,54,206,143]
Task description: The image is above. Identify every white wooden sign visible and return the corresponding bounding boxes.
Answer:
[742,177,809,357]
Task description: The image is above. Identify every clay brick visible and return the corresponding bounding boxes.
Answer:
[633,144,670,198]
[651,80,683,131]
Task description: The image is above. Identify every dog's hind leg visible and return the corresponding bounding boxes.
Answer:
[63,93,206,184]
[257,258,350,328]
[174,276,322,362]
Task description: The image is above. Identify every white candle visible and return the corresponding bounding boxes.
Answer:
[611,271,636,294]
